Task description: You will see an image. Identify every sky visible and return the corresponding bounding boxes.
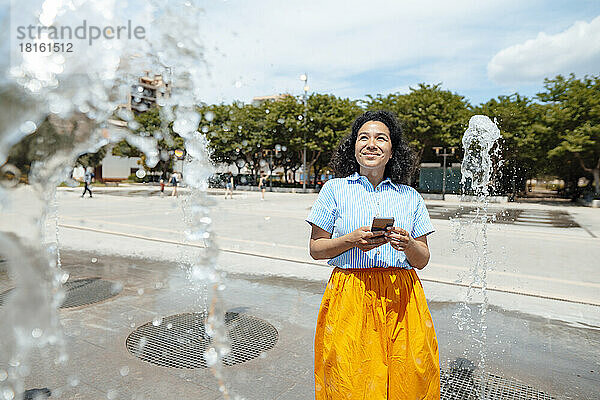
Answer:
[194,0,600,106]
[1,0,599,107]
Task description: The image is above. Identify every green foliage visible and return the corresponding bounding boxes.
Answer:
[111,107,184,177]
[6,115,87,177]
[367,83,471,164]
[536,74,600,196]
[76,145,109,168]
[6,74,598,199]
[199,94,361,183]
[474,93,546,196]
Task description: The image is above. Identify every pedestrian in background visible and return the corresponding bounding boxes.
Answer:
[170,172,178,197]
[258,173,266,201]
[159,178,165,195]
[306,110,439,399]
[224,173,234,199]
[81,168,94,198]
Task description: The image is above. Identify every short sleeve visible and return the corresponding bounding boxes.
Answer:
[411,195,435,238]
[306,180,337,233]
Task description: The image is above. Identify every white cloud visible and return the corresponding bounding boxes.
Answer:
[194,0,524,103]
[488,15,600,84]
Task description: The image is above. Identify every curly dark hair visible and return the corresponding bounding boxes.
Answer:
[329,110,416,184]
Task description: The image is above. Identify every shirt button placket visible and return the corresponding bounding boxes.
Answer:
[376,190,381,256]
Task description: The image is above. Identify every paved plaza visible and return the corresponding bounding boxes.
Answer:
[1,185,599,399]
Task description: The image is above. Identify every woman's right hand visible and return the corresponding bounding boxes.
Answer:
[347,227,388,252]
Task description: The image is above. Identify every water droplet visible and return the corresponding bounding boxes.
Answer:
[204,348,218,366]
[135,169,146,179]
[166,323,173,329]
[0,164,21,188]
[107,389,118,399]
[298,115,303,120]
[138,336,148,349]
[137,288,144,295]
[68,376,79,387]
[0,370,7,382]
[32,328,43,338]
[234,80,242,88]
[204,111,215,122]
[265,109,270,114]
[119,366,130,376]
[152,317,163,326]
[2,388,14,400]
[277,118,285,124]
[20,120,37,134]
[91,258,98,263]
[111,282,123,294]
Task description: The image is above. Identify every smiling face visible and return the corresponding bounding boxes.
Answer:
[354,121,393,174]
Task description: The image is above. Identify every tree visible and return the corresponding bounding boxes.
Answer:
[537,74,600,198]
[198,103,237,167]
[111,107,184,178]
[297,94,362,183]
[474,94,546,197]
[76,145,109,169]
[367,84,471,179]
[6,114,93,181]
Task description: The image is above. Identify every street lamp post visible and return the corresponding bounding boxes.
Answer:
[432,146,456,200]
[300,73,309,193]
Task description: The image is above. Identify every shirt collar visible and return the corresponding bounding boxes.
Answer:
[346,172,400,191]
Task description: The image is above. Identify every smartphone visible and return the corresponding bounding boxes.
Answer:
[371,217,394,236]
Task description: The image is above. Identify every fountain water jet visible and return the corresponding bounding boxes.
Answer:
[451,115,501,399]
[0,0,237,398]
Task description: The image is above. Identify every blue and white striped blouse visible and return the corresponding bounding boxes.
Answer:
[306,172,435,269]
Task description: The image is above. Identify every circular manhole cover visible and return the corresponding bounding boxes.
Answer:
[0,278,122,308]
[126,312,278,369]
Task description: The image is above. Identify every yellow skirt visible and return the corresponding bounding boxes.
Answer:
[314,267,440,400]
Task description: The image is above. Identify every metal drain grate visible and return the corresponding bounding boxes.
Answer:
[441,359,554,399]
[427,205,579,228]
[0,287,13,305]
[126,312,278,369]
[0,278,121,308]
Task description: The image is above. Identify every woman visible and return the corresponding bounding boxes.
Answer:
[258,173,266,200]
[306,110,439,399]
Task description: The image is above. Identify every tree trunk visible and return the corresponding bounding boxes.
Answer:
[576,154,600,195]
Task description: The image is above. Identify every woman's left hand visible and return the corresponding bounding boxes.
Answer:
[384,227,415,251]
